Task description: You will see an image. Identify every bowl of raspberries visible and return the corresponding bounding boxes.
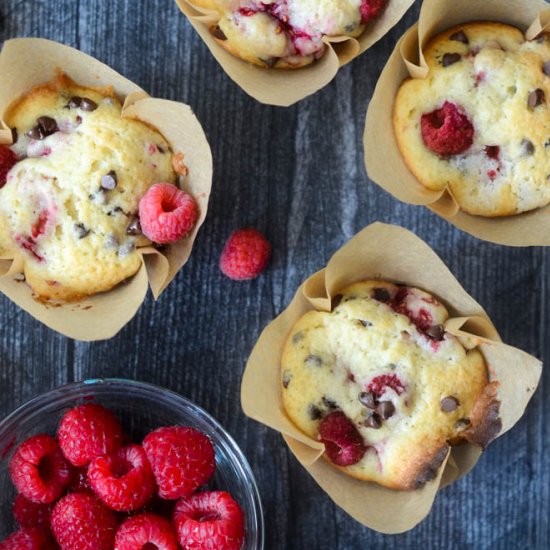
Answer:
[0,378,264,549]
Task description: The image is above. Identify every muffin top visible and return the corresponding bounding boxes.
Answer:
[0,75,176,300]
[281,280,500,490]
[393,22,550,217]
[193,0,387,68]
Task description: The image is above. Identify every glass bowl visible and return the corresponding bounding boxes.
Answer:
[0,378,264,547]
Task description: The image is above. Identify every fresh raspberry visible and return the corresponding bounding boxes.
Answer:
[360,0,387,23]
[318,411,366,466]
[0,144,17,188]
[219,228,271,281]
[391,288,433,332]
[139,183,198,244]
[50,492,118,550]
[174,491,245,550]
[142,426,215,500]
[367,374,405,399]
[0,528,54,550]
[88,444,155,512]
[57,403,123,467]
[420,101,474,155]
[12,494,52,530]
[114,513,178,550]
[9,434,72,503]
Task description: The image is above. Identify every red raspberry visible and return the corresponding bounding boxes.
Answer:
[391,288,433,332]
[114,513,178,550]
[318,411,366,467]
[50,492,118,550]
[57,403,123,467]
[12,494,52,530]
[139,183,198,244]
[88,444,155,512]
[0,529,54,550]
[142,426,215,500]
[420,101,474,156]
[0,144,17,189]
[174,491,245,550]
[9,434,72,503]
[367,374,405,399]
[220,228,271,281]
[360,0,387,23]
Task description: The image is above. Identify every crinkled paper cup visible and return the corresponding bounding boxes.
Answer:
[0,38,213,340]
[241,222,541,533]
[364,0,550,246]
[175,0,416,106]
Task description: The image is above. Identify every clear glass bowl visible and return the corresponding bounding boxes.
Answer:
[0,378,264,548]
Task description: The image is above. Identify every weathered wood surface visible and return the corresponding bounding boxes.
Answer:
[0,1,548,547]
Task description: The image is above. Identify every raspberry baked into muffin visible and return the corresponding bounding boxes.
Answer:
[281,281,501,490]
[192,0,388,69]
[393,22,550,217]
[0,75,197,301]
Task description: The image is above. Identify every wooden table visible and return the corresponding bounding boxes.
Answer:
[0,1,547,547]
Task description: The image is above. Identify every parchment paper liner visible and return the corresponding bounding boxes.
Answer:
[241,223,541,533]
[364,0,550,246]
[175,0,416,106]
[0,38,213,340]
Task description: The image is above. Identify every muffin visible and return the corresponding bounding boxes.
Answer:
[281,280,501,490]
[393,22,550,217]
[0,74,194,301]
[192,0,388,69]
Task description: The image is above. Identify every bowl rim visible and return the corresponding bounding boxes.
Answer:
[0,378,265,548]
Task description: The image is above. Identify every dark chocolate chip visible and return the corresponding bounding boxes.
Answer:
[413,446,448,488]
[212,25,227,40]
[359,392,376,409]
[11,128,18,144]
[450,30,469,44]
[74,223,90,239]
[363,414,381,429]
[358,319,372,327]
[308,404,322,420]
[101,170,118,190]
[425,324,445,341]
[157,145,166,154]
[441,396,459,412]
[305,355,322,367]
[80,98,98,112]
[67,96,82,109]
[263,57,280,68]
[282,371,292,389]
[331,294,343,310]
[376,401,395,420]
[528,88,545,108]
[322,396,338,410]
[291,331,304,345]
[372,287,390,302]
[37,116,58,135]
[442,52,461,67]
[25,126,44,140]
[126,216,142,236]
[75,115,83,125]
[544,60,550,76]
[521,139,535,156]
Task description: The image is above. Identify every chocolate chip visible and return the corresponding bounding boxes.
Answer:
[282,370,291,389]
[358,319,372,327]
[157,145,166,154]
[359,392,376,409]
[126,216,142,236]
[305,355,322,367]
[521,139,535,156]
[37,116,57,134]
[442,53,461,67]
[67,96,82,109]
[308,404,322,420]
[544,61,550,76]
[101,170,117,190]
[25,126,44,140]
[454,418,471,430]
[425,324,445,341]
[74,223,90,239]
[75,116,82,125]
[372,287,390,302]
[376,401,395,420]
[363,414,381,429]
[450,30,468,44]
[212,25,227,40]
[322,396,338,410]
[263,57,280,68]
[528,89,545,108]
[80,98,98,112]
[441,396,459,412]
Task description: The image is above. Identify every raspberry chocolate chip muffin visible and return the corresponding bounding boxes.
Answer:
[0,74,197,301]
[393,22,550,217]
[192,0,387,69]
[281,280,501,490]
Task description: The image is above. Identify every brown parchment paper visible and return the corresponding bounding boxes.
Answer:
[364,0,550,246]
[241,223,541,533]
[175,0,416,106]
[0,38,213,340]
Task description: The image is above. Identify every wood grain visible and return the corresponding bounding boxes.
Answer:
[0,1,548,547]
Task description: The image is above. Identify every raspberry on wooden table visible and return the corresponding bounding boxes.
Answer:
[50,492,118,550]
[0,144,17,188]
[174,490,245,550]
[88,444,155,512]
[142,426,215,500]
[57,403,123,467]
[318,411,366,467]
[12,494,52,530]
[219,228,271,281]
[0,528,54,550]
[114,513,178,550]
[9,434,72,503]
[138,182,198,244]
